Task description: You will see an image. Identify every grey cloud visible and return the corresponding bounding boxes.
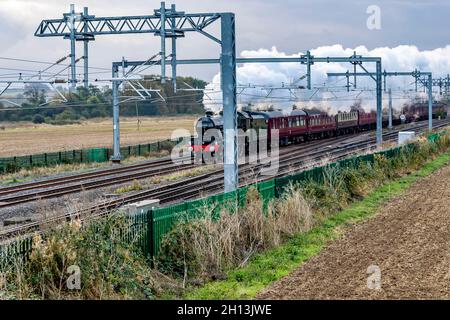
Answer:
[0,0,448,81]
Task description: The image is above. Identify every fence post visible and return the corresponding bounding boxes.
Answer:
[148,209,155,267]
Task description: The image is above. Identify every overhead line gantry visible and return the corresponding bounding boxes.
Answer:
[35,2,383,194]
[112,52,383,178]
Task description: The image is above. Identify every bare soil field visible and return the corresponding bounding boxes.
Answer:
[257,163,450,300]
[0,116,197,157]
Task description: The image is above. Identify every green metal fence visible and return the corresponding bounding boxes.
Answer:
[0,135,445,264]
[0,138,186,174]
[147,143,418,258]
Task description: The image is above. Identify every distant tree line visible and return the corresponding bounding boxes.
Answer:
[0,76,207,124]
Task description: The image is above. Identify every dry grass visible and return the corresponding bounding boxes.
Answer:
[157,186,313,283]
[0,116,197,157]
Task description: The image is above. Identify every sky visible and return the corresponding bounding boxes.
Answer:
[0,0,449,111]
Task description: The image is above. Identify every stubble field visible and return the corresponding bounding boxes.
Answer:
[0,116,197,157]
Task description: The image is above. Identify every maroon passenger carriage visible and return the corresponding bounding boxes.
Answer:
[191,103,447,157]
[358,110,377,130]
[250,110,309,146]
[305,110,336,140]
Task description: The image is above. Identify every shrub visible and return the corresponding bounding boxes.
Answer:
[32,114,45,124]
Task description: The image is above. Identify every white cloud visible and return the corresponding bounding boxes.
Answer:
[205,45,450,113]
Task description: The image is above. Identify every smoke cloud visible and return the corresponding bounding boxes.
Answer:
[205,45,450,114]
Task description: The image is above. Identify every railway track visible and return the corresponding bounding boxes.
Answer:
[0,126,358,207]
[1,118,448,239]
[0,119,447,211]
[0,156,189,196]
[0,158,195,208]
[0,119,438,208]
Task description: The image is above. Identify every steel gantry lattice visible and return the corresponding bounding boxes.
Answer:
[327,70,434,131]
[34,2,220,91]
[420,75,450,97]
[35,1,239,193]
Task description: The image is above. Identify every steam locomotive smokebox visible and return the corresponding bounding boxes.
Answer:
[122,199,160,216]
[398,131,415,145]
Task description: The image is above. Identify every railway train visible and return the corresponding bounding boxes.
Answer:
[191,102,448,153]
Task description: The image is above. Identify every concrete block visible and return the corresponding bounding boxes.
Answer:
[398,131,415,145]
[121,199,160,216]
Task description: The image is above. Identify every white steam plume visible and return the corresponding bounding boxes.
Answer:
[204,45,450,114]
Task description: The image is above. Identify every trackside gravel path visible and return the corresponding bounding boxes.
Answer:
[257,164,450,300]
